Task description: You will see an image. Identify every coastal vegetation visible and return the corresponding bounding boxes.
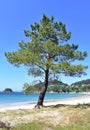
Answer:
[22,79,68,94]
[5,14,87,108]
[0,104,90,130]
[22,79,90,94]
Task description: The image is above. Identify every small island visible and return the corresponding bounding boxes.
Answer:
[3,88,13,93]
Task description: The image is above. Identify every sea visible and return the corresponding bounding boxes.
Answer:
[0,92,86,107]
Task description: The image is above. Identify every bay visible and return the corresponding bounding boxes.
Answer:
[0,92,86,106]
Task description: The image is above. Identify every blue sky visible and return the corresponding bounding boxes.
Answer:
[0,0,90,91]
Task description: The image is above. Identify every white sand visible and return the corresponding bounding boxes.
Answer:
[44,95,90,106]
[0,94,90,112]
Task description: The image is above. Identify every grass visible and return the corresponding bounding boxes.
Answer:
[13,122,43,130]
[0,104,90,130]
[55,120,90,130]
[13,119,90,130]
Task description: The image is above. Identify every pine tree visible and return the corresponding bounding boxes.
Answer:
[5,14,88,108]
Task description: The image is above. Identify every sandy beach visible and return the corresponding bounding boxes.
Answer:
[0,94,90,112]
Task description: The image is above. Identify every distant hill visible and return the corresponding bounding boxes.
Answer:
[35,79,68,87]
[71,79,90,86]
[3,88,13,93]
[34,79,69,93]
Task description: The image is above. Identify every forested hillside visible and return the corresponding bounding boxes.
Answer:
[23,80,69,94]
[71,79,90,86]
[23,79,90,94]
[70,79,90,92]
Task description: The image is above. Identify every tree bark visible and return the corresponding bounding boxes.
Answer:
[35,69,49,108]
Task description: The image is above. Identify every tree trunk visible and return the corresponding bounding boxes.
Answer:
[35,69,49,108]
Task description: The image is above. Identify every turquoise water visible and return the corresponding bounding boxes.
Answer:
[0,92,85,106]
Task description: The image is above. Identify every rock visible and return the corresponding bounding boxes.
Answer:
[3,88,13,93]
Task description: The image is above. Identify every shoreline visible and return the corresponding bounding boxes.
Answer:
[0,93,90,112]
